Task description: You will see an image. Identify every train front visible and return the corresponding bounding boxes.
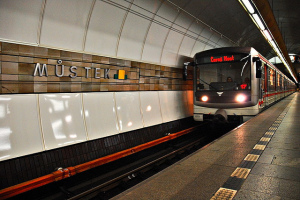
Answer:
[193,47,260,122]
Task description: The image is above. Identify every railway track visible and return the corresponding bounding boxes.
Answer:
[67,122,235,200]
[11,121,237,200]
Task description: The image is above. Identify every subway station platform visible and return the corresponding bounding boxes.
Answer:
[112,93,300,200]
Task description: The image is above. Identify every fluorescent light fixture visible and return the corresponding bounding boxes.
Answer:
[270,40,277,49]
[238,0,298,82]
[263,30,272,41]
[241,0,255,14]
[252,14,265,30]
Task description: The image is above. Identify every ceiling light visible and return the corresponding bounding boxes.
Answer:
[270,40,277,49]
[241,0,255,14]
[252,14,265,30]
[263,30,272,41]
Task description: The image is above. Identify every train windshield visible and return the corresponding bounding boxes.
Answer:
[195,59,251,91]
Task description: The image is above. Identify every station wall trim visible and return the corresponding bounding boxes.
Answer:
[0,42,193,94]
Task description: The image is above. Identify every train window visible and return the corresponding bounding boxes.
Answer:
[261,64,265,91]
[268,68,275,92]
[196,59,251,91]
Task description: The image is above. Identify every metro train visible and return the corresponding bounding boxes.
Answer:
[192,47,295,122]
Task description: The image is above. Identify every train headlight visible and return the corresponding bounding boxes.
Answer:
[201,95,208,102]
[236,94,246,103]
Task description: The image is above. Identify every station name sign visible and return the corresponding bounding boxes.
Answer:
[33,60,110,79]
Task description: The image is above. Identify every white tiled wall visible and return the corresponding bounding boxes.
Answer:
[39,93,87,150]
[0,94,43,161]
[0,91,193,161]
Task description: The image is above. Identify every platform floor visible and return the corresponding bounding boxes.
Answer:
[112,93,300,200]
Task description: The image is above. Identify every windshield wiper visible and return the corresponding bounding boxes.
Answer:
[240,54,250,76]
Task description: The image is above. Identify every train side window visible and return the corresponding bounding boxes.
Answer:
[268,68,275,92]
[261,64,265,90]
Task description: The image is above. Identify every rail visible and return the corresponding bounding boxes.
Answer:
[0,125,202,199]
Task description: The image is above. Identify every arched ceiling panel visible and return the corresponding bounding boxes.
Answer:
[177,21,202,58]
[217,38,232,48]
[160,12,193,66]
[40,0,93,51]
[85,0,130,56]
[198,27,214,46]
[141,22,169,64]
[191,41,206,57]
[210,33,222,48]
[117,0,160,60]
[0,0,42,44]
[141,1,178,64]
[0,0,245,68]
[160,30,183,66]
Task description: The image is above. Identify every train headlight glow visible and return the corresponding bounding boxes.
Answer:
[236,94,246,103]
[201,96,208,102]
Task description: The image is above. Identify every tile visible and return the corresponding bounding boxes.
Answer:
[251,162,300,181]
[2,43,19,55]
[48,49,61,58]
[1,55,18,62]
[240,174,300,199]
[18,56,34,63]
[34,46,48,57]
[19,45,35,56]
[83,92,119,140]
[39,93,87,150]
[0,94,43,161]
[18,63,35,75]
[18,75,34,81]
[47,83,60,93]
[115,92,143,133]
[71,52,82,61]
[2,62,18,74]
[235,189,293,200]
[34,83,47,93]
[139,91,163,127]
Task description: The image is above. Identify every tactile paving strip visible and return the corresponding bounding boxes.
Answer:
[231,167,251,179]
[253,144,266,150]
[244,154,260,162]
[210,95,296,200]
[211,188,237,200]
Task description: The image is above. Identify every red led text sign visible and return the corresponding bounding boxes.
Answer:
[211,55,235,63]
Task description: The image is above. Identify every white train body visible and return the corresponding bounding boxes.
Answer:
[193,47,295,121]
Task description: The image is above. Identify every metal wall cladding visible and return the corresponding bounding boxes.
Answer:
[159,91,191,123]
[0,91,193,161]
[0,94,43,161]
[39,93,87,150]
[115,92,144,133]
[139,91,163,127]
[83,92,119,140]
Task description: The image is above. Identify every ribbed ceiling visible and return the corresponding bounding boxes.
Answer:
[0,0,299,79]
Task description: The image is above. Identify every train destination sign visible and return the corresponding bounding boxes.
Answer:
[196,53,247,64]
[210,55,234,62]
